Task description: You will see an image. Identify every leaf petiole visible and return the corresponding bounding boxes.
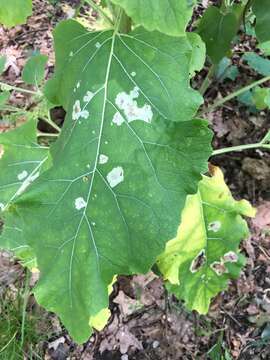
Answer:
[0,81,41,96]
[204,75,270,113]
[84,0,114,26]
[212,142,270,156]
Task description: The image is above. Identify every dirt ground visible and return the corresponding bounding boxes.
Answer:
[1,1,270,359]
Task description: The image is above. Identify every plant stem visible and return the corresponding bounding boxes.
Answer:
[40,112,61,132]
[37,131,59,138]
[0,331,18,353]
[0,81,41,96]
[20,269,31,348]
[204,75,270,113]
[212,142,270,156]
[199,65,216,95]
[85,0,114,25]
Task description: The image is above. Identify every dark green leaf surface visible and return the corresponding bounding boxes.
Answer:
[0,0,32,27]
[110,0,197,36]
[157,167,255,314]
[198,5,241,64]
[253,0,270,43]
[22,54,48,86]
[5,20,212,343]
[215,57,239,81]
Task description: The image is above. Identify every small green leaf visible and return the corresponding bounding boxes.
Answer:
[0,0,32,27]
[237,90,256,112]
[0,56,6,75]
[198,5,242,64]
[22,54,48,86]
[215,57,239,81]
[252,87,270,110]
[253,0,270,43]
[242,52,270,76]
[157,166,256,314]
[110,0,197,36]
[3,20,213,343]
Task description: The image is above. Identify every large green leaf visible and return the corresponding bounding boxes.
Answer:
[198,5,242,64]
[4,20,213,343]
[0,119,50,267]
[0,0,32,27]
[157,166,256,314]
[110,0,196,36]
[253,0,270,43]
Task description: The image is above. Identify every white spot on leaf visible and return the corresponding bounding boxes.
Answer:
[107,166,124,188]
[223,251,238,263]
[208,220,221,232]
[17,170,28,181]
[131,71,136,77]
[72,100,89,121]
[95,42,101,48]
[76,81,81,89]
[99,154,108,164]
[112,112,125,126]
[75,197,87,210]
[83,91,94,103]
[69,51,73,57]
[115,86,153,124]
[0,203,5,211]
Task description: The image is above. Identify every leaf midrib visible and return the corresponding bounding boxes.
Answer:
[67,30,117,308]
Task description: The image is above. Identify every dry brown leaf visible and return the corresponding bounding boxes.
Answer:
[252,202,270,230]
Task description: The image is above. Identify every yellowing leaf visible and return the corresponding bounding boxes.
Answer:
[157,166,256,314]
[89,275,116,331]
[90,308,111,331]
